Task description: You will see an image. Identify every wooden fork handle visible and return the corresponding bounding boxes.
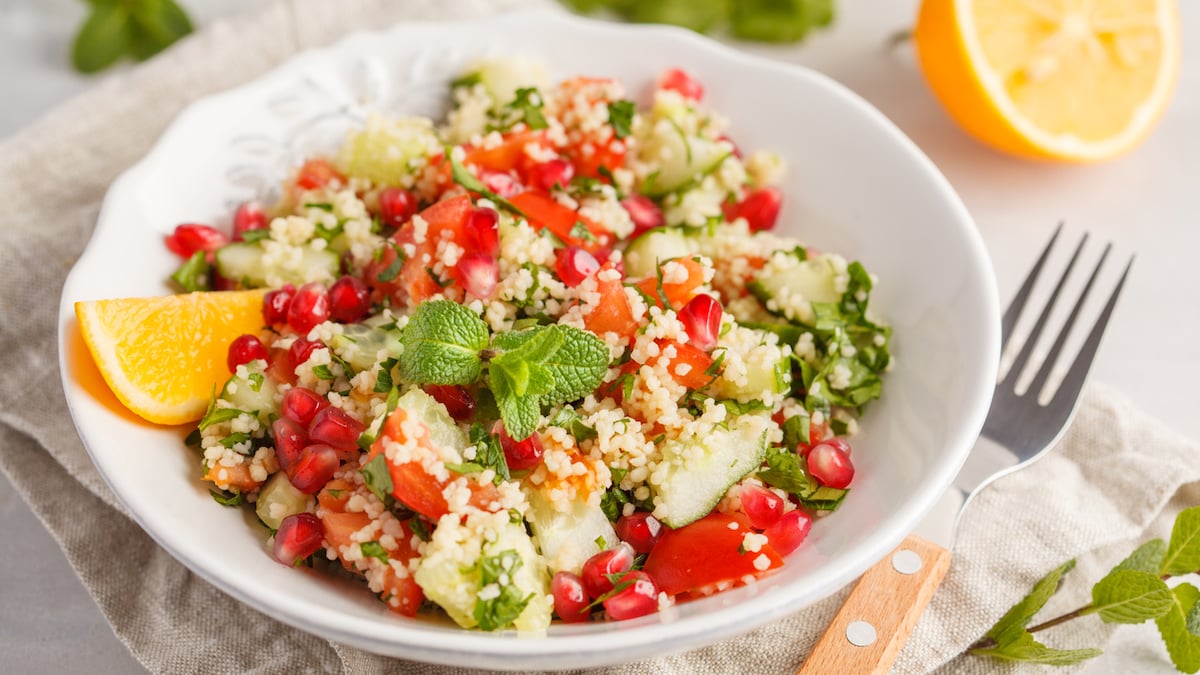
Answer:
[798,534,952,675]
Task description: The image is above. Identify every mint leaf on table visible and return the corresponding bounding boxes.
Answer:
[128,0,193,61]
[980,559,1077,649]
[398,300,489,385]
[1161,505,1200,576]
[729,0,835,43]
[971,631,1101,666]
[1115,538,1168,574]
[72,0,134,74]
[1156,583,1200,673]
[1088,570,1173,624]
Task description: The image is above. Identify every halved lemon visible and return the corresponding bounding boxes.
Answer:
[915,0,1180,162]
[75,290,267,425]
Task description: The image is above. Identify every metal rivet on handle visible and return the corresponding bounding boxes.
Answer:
[892,549,922,575]
[846,620,877,647]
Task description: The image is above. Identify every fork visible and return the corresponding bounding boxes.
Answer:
[798,224,1134,674]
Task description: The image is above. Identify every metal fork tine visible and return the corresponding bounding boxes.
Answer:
[1000,222,1063,346]
[1048,255,1135,412]
[1026,243,1112,398]
[1003,231,1088,387]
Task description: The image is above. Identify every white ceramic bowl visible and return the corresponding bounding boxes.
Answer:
[58,9,999,670]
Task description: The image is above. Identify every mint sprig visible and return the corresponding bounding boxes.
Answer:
[970,505,1200,671]
[396,300,609,441]
[72,0,193,74]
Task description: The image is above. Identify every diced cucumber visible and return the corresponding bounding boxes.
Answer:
[414,512,552,631]
[622,227,699,278]
[393,388,468,456]
[255,472,312,530]
[711,328,792,401]
[331,323,402,372]
[220,360,278,426]
[459,57,551,108]
[639,124,729,196]
[336,114,442,187]
[650,415,770,528]
[215,241,338,288]
[748,252,843,323]
[525,489,618,574]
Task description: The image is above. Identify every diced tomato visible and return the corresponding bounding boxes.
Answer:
[583,262,637,342]
[635,257,707,310]
[321,511,372,552]
[295,158,344,191]
[657,68,704,101]
[368,406,502,520]
[654,339,715,390]
[202,462,260,493]
[566,141,626,180]
[380,564,425,617]
[365,195,474,306]
[643,513,784,597]
[509,191,610,250]
[464,129,551,174]
[317,478,354,512]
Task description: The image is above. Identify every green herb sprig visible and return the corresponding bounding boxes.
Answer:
[970,505,1200,671]
[398,300,609,440]
[562,0,835,44]
[72,0,194,74]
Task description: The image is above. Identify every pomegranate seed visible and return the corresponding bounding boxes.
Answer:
[603,571,659,620]
[740,484,785,530]
[465,207,500,256]
[678,294,723,351]
[272,417,308,472]
[808,442,855,489]
[657,67,704,101]
[622,195,664,237]
[593,248,624,277]
[529,159,575,192]
[227,334,268,373]
[281,387,328,426]
[308,407,365,453]
[289,443,340,494]
[165,224,228,259]
[615,512,663,554]
[555,246,600,287]
[378,187,418,228]
[262,284,295,325]
[457,252,499,300]
[272,512,324,566]
[824,437,852,456]
[552,571,592,623]
[496,423,544,472]
[581,542,635,599]
[212,268,236,292]
[725,187,782,232]
[287,282,330,335]
[424,384,476,422]
[763,509,812,556]
[232,201,268,240]
[288,338,323,369]
[480,170,522,198]
[327,275,371,323]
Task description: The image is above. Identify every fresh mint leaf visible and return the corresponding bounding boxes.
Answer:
[1161,506,1200,576]
[374,358,397,393]
[971,631,1101,666]
[607,100,635,139]
[219,432,251,450]
[495,87,548,131]
[209,488,243,507]
[781,414,810,449]
[408,515,431,542]
[536,326,609,405]
[729,0,834,43]
[468,424,511,483]
[360,454,394,504]
[549,407,598,442]
[375,244,406,283]
[360,541,389,563]
[312,364,335,380]
[72,1,134,74]
[600,487,628,522]
[1188,598,1200,637]
[473,550,533,631]
[447,152,525,216]
[1089,570,1173,624]
[489,361,546,441]
[985,559,1077,648]
[1155,582,1200,673]
[1115,538,1168,574]
[128,0,192,61]
[446,462,485,474]
[398,300,488,385]
[171,251,210,292]
[199,403,249,431]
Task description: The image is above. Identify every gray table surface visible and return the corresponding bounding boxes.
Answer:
[3,1,1198,673]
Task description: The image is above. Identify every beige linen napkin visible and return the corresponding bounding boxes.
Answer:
[1,0,1198,673]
